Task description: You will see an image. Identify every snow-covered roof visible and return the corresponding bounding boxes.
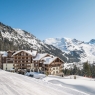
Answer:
[0,51,8,57]
[24,50,37,57]
[12,50,37,57]
[41,56,57,64]
[41,55,64,64]
[33,53,48,61]
[31,51,37,56]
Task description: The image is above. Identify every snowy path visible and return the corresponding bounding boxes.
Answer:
[0,70,68,95]
[43,76,95,95]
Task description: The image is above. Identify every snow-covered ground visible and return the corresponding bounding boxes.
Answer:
[43,75,95,95]
[0,70,68,95]
[25,72,46,79]
[0,70,95,95]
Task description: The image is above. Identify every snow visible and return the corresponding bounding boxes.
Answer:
[0,70,95,95]
[31,50,37,56]
[12,50,37,57]
[13,29,25,36]
[25,72,46,79]
[43,75,95,95]
[0,70,68,95]
[64,62,83,70]
[33,53,48,61]
[0,51,8,57]
[1,28,42,49]
[42,56,57,64]
[44,37,95,63]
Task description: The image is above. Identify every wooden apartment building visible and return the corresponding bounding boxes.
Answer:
[0,50,64,75]
[33,54,64,75]
[0,51,14,70]
[12,50,37,73]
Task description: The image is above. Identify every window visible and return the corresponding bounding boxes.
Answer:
[26,54,28,56]
[53,71,55,74]
[24,53,26,56]
[56,71,58,74]
[21,52,23,56]
[56,67,58,70]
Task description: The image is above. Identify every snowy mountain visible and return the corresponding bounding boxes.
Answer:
[0,22,67,61]
[1,22,95,63]
[44,37,95,63]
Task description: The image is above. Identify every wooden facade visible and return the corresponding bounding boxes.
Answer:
[33,54,50,73]
[13,51,33,73]
[46,58,64,75]
[33,57,64,75]
[0,54,3,69]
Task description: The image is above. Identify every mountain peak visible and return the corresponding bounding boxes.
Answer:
[44,37,95,63]
[0,22,68,62]
[89,39,95,44]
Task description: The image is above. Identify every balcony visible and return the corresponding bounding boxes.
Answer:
[14,65,31,68]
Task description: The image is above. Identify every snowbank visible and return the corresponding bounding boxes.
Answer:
[43,75,95,95]
[25,72,46,79]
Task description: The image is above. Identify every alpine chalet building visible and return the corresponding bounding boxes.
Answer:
[0,50,64,75]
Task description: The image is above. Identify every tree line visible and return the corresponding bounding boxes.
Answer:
[64,61,95,78]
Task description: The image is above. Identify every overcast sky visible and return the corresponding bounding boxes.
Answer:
[0,0,95,42]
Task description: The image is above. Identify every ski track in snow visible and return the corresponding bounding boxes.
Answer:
[0,70,68,95]
[0,70,95,95]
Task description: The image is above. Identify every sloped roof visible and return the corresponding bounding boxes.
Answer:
[41,56,64,65]
[31,51,37,56]
[12,50,37,57]
[42,56,57,64]
[33,53,48,61]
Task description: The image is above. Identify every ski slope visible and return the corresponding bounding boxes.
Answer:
[0,70,95,95]
[0,70,67,95]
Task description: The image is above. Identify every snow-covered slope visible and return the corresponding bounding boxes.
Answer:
[0,70,68,95]
[1,22,95,63]
[43,75,95,95]
[0,22,67,62]
[44,37,95,63]
[1,70,94,95]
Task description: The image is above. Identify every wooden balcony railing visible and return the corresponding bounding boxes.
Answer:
[14,62,32,64]
[14,65,31,67]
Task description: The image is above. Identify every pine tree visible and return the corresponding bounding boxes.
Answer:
[83,61,91,77]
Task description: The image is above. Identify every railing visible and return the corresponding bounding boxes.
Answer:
[14,62,32,64]
[6,58,13,61]
[14,59,31,61]
[14,65,31,67]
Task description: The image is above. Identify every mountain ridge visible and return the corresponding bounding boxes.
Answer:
[0,22,68,62]
[44,37,95,63]
[1,22,94,63]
